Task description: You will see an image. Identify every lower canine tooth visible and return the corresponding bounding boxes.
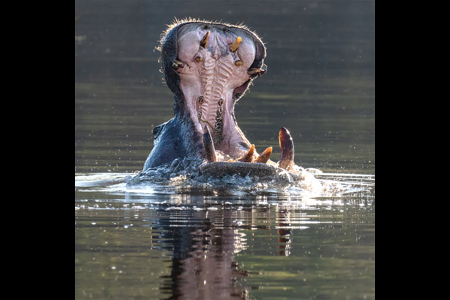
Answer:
[278,127,295,170]
[203,126,217,162]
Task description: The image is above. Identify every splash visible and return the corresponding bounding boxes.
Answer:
[120,157,374,198]
[76,157,374,198]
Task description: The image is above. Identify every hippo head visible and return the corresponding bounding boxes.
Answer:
[159,20,267,158]
[142,20,298,178]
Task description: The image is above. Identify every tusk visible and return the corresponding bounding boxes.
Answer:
[203,126,217,162]
[278,127,295,170]
[237,144,255,162]
[229,37,242,52]
[254,147,272,163]
[200,31,210,48]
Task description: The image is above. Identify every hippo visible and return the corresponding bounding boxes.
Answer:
[141,20,308,181]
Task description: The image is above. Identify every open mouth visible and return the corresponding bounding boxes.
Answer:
[169,23,266,159]
[153,20,298,176]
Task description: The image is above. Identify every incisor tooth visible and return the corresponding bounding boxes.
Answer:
[229,37,242,53]
[200,31,210,48]
[254,147,272,163]
[237,144,255,162]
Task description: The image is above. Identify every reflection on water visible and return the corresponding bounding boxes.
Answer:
[75,174,374,299]
[159,212,248,299]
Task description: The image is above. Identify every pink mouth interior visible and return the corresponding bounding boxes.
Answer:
[174,28,258,159]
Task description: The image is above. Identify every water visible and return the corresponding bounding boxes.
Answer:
[75,1,375,299]
[75,174,374,300]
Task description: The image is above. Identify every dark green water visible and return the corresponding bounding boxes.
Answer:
[75,192,374,300]
[75,1,375,299]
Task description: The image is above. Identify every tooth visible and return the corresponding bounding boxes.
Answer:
[278,127,295,170]
[237,144,255,162]
[247,68,259,75]
[203,125,217,162]
[254,147,272,163]
[229,37,242,52]
[214,118,223,138]
[200,31,210,48]
[247,68,267,76]
[235,60,243,66]
[172,59,184,70]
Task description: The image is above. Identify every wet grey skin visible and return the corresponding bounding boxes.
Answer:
[143,20,295,176]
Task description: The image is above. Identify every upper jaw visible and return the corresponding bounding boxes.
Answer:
[169,25,266,158]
